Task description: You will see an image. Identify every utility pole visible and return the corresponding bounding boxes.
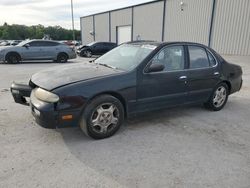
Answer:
[71,0,75,41]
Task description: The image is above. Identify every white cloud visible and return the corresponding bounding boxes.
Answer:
[0,0,155,29]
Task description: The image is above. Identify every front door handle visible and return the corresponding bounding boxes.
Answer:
[179,76,187,80]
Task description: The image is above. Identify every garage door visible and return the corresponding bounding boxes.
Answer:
[117,25,132,44]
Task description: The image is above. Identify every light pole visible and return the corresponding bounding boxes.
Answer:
[71,0,75,41]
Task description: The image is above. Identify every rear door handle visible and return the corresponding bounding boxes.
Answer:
[214,72,219,75]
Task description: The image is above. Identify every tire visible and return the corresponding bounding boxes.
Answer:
[80,95,124,139]
[79,51,85,57]
[57,53,68,63]
[6,53,20,64]
[204,82,229,111]
[84,50,92,58]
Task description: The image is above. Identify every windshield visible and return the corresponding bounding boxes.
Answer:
[17,40,30,46]
[95,44,156,71]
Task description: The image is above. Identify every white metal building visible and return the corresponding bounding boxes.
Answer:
[80,0,250,55]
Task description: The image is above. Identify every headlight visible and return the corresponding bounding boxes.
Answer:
[34,88,59,103]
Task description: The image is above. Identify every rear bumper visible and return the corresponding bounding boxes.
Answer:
[238,79,243,91]
[10,82,32,105]
[0,54,4,62]
[69,52,77,59]
[230,77,243,94]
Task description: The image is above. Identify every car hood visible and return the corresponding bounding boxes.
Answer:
[31,62,123,91]
[77,45,88,50]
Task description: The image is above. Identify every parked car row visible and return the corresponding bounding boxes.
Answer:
[0,39,119,63]
[0,40,23,46]
[60,40,81,47]
[11,41,242,139]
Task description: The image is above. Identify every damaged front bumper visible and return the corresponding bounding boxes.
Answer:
[10,82,32,105]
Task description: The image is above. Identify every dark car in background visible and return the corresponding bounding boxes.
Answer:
[11,41,242,139]
[77,42,117,57]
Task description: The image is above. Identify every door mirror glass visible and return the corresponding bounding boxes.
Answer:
[147,63,165,73]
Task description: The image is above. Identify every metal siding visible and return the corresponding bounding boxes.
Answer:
[110,8,132,43]
[133,1,164,41]
[81,16,94,45]
[94,13,109,42]
[164,0,213,45]
[211,0,250,55]
[80,18,83,44]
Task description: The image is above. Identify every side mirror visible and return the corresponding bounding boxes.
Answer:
[147,63,165,73]
[23,44,30,48]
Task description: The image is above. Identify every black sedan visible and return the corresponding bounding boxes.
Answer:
[11,41,242,139]
[77,42,117,57]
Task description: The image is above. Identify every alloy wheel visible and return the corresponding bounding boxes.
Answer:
[85,50,92,57]
[90,103,119,134]
[213,86,227,108]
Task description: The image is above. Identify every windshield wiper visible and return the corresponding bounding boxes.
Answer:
[98,63,117,70]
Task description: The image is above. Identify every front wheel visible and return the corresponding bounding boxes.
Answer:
[80,95,124,139]
[204,83,229,111]
[6,53,20,64]
[84,50,92,58]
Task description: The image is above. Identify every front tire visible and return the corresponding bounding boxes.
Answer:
[84,50,92,58]
[80,95,124,139]
[6,53,20,64]
[205,83,229,111]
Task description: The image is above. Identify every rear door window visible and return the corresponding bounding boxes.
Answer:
[43,41,59,46]
[28,41,42,47]
[188,46,210,69]
[207,51,217,66]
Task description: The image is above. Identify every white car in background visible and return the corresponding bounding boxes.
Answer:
[0,39,76,64]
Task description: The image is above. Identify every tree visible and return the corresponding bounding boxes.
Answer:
[0,23,81,41]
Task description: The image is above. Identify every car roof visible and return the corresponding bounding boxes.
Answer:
[126,41,209,48]
[94,41,116,44]
[126,40,161,46]
[29,39,60,43]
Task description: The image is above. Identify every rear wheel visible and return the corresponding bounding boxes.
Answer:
[80,95,124,139]
[57,53,68,63]
[6,53,20,64]
[204,83,229,111]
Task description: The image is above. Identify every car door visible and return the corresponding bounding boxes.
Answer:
[136,45,188,112]
[40,41,57,59]
[93,43,105,55]
[186,45,220,103]
[20,41,43,60]
[103,43,113,53]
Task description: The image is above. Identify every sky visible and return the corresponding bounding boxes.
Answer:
[0,0,155,30]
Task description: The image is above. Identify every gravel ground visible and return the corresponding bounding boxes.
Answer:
[0,56,250,188]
